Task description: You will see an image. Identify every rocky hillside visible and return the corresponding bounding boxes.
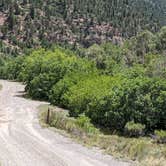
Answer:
[0,0,165,55]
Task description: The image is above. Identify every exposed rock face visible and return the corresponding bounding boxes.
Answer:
[0,12,6,38]
[0,12,6,26]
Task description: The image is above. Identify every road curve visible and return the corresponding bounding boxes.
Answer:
[0,80,130,166]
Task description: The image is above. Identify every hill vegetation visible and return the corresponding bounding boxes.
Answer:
[0,0,166,55]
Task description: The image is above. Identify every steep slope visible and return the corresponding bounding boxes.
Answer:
[0,0,165,55]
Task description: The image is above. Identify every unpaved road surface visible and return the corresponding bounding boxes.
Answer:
[0,80,130,166]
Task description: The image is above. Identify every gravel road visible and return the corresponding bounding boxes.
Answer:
[0,80,130,166]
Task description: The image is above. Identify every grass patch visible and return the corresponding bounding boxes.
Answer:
[38,104,100,145]
[38,104,166,166]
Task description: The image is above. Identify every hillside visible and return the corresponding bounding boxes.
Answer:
[0,1,166,165]
[0,0,166,55]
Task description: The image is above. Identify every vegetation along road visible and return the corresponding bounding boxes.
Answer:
[0,80,130,166]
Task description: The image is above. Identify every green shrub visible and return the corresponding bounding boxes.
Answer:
[155,130,166,144]
[0,56,25,80]
[18,48,96,100]
[62,75,117,118]
[62,75,166,131]
[124,121,145,137]
[49,71,98,106]
[75,114,99,135]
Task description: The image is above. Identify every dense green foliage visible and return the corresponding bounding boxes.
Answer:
[62,76,166,131]
[0,0,166,55]
[155,130,166,144]
[17,48,96,100]
[0,28,166,135]
[124,121,145,137]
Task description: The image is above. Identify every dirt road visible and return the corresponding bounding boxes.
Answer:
[0,80,130,166]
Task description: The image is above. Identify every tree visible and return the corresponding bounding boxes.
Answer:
[156,26,166,52]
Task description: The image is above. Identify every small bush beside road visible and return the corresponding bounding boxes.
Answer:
[124,121,145,138]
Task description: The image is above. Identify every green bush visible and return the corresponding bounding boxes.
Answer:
[49,71,98,106]
[62,75,117,118]
[83,43,124,73]
[124,121,145,137]
[76,114,99,135]
[62,76,166,131]
[155,130,166,144]
[18,48,96,100]
[0,56,25,80]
